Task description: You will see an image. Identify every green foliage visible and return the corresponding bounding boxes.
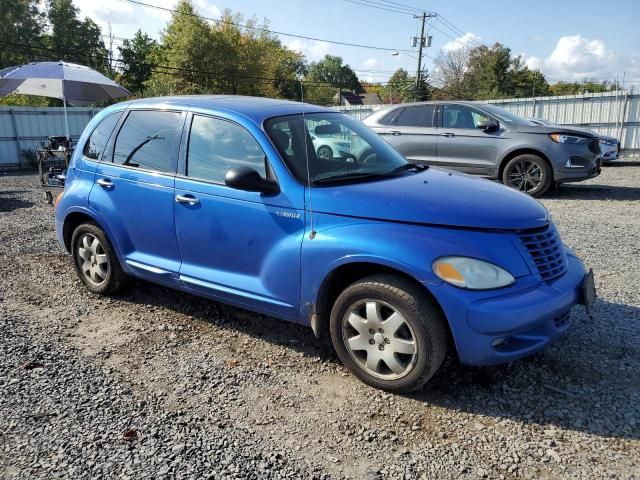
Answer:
[306,55,362,92]
[433,43,550,100]
[549,81,614,96]
[144,1,306,100]
[117,30,159,94]
[0,0,46,69]
[44,0,107,70]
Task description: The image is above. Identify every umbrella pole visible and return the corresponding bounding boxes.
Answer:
[63,96,70,141]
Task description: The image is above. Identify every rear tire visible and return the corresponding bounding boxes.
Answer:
[71,222,130,295]
[502,154,552,197]
[329,274,448,393]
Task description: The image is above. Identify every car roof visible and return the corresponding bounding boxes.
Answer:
[113,95,333,125]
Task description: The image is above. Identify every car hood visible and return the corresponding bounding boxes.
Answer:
[311,168,549,230]
[517,124,598,137]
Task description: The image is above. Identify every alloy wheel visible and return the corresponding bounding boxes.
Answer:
[506,158,543,193]
[342,299,418,380]
[76,233,109,287]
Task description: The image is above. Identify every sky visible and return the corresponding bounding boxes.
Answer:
[75,0,640,86]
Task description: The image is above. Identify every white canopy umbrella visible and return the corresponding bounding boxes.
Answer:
[0,61,131,139]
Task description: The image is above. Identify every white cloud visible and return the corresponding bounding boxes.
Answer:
[524,34,639,82]
[442,33,481,52]
[75,0,221,31]
[286,39,330,61]
[362,57,380,68]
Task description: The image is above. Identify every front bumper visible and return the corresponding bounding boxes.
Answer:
[429,253,587,366]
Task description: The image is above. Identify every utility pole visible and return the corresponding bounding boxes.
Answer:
[413,12,436,102]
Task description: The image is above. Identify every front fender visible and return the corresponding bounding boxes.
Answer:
[299,213,531,322]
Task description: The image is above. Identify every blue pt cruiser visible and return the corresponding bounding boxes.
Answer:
[55,96,595,393]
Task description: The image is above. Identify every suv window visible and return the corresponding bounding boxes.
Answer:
[83,112,121,160]
[187,115,266,183]
[378,108,404,126]
[396,105,435,127]
[443,105,490,129]
[113,110,183,173]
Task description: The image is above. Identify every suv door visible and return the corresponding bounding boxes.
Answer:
[436,104,498,174]
[380,104,437,164]
[173,113,304,320]
[90,109,185,282]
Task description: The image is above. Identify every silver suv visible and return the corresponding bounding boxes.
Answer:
[363,101,602,196]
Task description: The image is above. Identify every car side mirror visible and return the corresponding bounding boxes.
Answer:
[225,167,279,194]
[477,119,499,132]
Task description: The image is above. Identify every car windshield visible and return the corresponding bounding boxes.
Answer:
[478,104,527,125]
[265,112,410,185]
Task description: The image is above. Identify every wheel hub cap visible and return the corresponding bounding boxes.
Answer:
[76,233,109,286]
[342,300,418,380]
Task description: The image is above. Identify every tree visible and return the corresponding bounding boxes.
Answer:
[307,55,361,92]
[118,30,159,94]
[44,0,107,70]
[386,68,412,101]
[549,80,612,96]
[145,0,216,96]
[464,43,513,99]
[433,48,469,99]
[0,0,45,69]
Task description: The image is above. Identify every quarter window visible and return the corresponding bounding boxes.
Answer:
[113,110,183,173]
[378,108,404,126]
[443,105,490,129]
[83,112,121,161]
[396,105,435,127]
[186,115,266,183]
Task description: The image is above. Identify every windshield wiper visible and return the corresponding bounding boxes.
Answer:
[386,162,428,174]
[312,172,388,185]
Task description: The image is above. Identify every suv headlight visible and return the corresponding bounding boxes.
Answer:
[433,256,515,290]
[549,133,589,144]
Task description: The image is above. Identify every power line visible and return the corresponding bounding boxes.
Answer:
[342,0,412,15]
[117,0,413,53]
[1,40,421,89]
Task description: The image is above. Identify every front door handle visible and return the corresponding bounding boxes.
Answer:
[175,194,199,205]
[389,130,402,136]
[96,178,113,188]
[440,132,455,138]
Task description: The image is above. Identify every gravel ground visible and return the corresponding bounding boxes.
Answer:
[0,164,639,479]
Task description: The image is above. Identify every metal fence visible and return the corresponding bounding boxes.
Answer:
[0,107,100,169]
[2,92,638,169]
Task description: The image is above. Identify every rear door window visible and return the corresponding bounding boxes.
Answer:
[112,110,183,173]
[83,112,121,161]
[186,115,266,184]
[396,105,435,127]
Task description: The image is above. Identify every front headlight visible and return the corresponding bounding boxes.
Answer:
[433,256,515,290]
[549,133,589,144]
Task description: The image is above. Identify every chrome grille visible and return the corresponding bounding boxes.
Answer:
[519,225,567,281]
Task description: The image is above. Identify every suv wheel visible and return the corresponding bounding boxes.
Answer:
[502,154,552,197]
[330,275,448,393]
[71,222,130,295]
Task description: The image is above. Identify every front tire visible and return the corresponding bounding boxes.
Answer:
[329,275,448,393]
[317,145,333,161]
[71,222,130,295]
[502,154,552,197]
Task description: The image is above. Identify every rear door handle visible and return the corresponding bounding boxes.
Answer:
[389,130,402,136]
[440,132,455,138]
[175,194,199,205]
[96,178,113,188]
